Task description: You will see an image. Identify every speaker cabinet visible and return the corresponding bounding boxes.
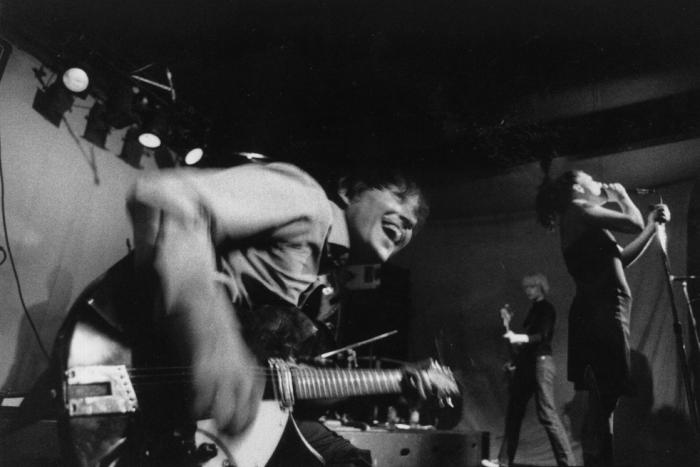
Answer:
[333,428,489,467]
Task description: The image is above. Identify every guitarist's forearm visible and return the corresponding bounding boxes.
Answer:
[182,281,242,347]
[151,208,242,349]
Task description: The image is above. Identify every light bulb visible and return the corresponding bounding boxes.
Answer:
[62,68,89,93]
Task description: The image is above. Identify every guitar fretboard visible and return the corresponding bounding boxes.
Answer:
[292,368,403,400]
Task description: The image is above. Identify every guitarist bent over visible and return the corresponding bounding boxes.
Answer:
[59,161,431,466]
[482,274,575,467]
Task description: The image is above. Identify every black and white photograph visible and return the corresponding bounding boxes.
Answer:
[0,1,699,466]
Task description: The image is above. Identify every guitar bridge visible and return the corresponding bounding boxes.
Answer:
[64,365,138,416]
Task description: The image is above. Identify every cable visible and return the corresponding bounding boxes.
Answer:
[0,133,51,361]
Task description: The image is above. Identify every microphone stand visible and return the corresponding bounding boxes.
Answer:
[676,276,700,395]
[314,330,399,366]
[658,225,700,431]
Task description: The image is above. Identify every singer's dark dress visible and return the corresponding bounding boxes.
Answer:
[564,227,633,395]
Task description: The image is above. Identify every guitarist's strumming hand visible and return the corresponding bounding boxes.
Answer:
[192,316,265,436]
[503,330,529,345]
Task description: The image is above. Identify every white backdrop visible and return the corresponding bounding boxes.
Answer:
[0,42,153,394]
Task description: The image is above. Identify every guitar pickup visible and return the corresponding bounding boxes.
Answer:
[64,365,138,417]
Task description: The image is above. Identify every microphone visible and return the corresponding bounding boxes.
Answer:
[657,223,667,253]
[670,275,699,282]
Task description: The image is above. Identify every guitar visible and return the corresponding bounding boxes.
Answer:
[55,263,458,467]
[500,304,517,375]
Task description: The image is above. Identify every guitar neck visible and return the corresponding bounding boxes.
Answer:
[291,367,403,400]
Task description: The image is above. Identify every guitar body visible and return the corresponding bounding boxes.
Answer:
[197,408,324,467]
[57,302,133,467]
[54,256,323,467]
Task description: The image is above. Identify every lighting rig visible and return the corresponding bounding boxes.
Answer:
[32,47,211,168]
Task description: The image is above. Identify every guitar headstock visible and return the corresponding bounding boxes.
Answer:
[499,304,513,332]
[420,360,460,407]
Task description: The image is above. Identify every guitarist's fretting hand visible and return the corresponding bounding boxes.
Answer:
[401,360,459,406]
[402,365,434,400]
[503,330,529,345]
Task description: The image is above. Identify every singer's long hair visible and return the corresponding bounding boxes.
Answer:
[535,170,580,230]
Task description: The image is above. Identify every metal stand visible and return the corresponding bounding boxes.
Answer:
[674,276,700,362]
[314,329,399,367]
[659,234,700,431]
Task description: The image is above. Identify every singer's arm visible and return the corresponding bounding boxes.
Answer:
[620,221,659,267]
[620,204,670,267]
[573,184,644,234]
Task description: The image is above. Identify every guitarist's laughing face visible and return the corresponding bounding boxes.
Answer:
[341,185,421,264]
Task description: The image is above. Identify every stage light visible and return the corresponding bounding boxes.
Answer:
[138,110,169,148]
[32,80,76,127]
[119,126,147,169]
[62,67,89,93]
[138,131,161,149]
[184,147,204,165]
[32,66,91,127]
[168,118,208,166]
[82,101,110,148]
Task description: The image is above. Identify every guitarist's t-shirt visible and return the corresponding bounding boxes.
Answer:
[215,163,335,311]
[518,299,556,363]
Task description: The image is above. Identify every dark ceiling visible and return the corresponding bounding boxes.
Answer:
[4,0,700,183]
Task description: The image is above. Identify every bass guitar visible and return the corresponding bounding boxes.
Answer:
[500,304,517,376]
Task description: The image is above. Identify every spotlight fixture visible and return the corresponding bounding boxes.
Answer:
[62,67,89,93]
[32,80,76,127]
[138,110,169,148]
[168,118,209,166]
[82,101,110,148]
[119,126,147,169]
[183,147,204,165]
[32,67,91,127]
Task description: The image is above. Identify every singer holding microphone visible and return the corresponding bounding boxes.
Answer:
[536,171,670,467]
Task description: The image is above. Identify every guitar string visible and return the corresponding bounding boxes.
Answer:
[126,368,405,379]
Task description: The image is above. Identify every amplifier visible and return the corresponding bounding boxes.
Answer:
[332,427,489,467]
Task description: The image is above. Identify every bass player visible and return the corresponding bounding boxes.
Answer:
[482,273,575,467]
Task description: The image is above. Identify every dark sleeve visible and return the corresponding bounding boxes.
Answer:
[526,301,555,345]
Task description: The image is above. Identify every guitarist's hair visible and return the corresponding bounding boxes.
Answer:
[332,164,430,231]
[522,273,550,295]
